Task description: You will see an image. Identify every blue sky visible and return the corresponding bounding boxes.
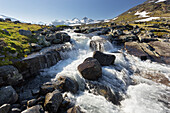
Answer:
[0,0,146,23]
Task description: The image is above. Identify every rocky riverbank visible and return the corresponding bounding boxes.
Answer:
[0,22,170,113]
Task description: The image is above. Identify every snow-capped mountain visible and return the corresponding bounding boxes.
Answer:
[51,17,102,26]
[0,14,19,21]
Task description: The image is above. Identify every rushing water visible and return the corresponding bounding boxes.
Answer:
[41,29,170,113]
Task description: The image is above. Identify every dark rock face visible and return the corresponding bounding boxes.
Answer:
[13,50,61,79]
[40,84,55,95]
[0,104,11,113]
[19,30,32,36]
[0,86,18,106]
[67,106,83,113]
[0,65,23,86]
[86,81,120,105]
[78,57,102,80]
[90,39,107,52]
[21,105,44,113]
[44,90,63,113]
[55,32,71,43]
[93,51,116,66]
[55,76,79,94]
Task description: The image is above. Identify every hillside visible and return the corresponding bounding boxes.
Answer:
[112,0,170,23]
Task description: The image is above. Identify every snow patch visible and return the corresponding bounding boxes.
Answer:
[155,0,166,3]
[135,11,150,18]
[135,17,160,22]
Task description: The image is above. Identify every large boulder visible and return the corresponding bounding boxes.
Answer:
[44,90,63,113]
[19,30,32,36]
[0,65,23,86]
[78,57,102,80]
[30,43,42,52]
[54,76,79,94]
[0,86,18,106]
[93,51,116,66]
[21,105,44,113]
[0,104,11,113]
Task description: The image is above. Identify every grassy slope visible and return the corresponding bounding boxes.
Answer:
[112,1,170,23]
[0,21,45,66]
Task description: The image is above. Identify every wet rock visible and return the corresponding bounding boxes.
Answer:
[114,34,138,43]
[89,39,108,51]
[0,65,23,86]
[93,51,116,66]
[0,104,11,113]
[21,105,44,113]
[55,76,79,94]
[19,29,32,36]
[67,106,83,113]
[45,33,56,42]
[27,99,37,107]
[78,57,102,80]
[44,90,63,113]
[14,20,21,24]
[86,81,120,105]
[37,96,45,105]
[0,86,18,106]
[11,104,21,109]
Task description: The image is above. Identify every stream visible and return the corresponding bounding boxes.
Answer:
[33,29,170,113]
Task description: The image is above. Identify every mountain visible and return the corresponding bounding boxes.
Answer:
[51,17,102,26]
[0,14,19,21]
[112,0,170,23]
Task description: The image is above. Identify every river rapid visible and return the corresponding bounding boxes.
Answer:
[39,29,170,113]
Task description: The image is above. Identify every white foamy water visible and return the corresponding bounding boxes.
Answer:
[41,29,170,113]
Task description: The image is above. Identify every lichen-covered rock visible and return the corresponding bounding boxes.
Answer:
[0,86,18,106]
[78,57,102,80]
[0,65,23,86]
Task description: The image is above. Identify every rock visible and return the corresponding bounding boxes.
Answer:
[55,76,79,94]
[11,104,21,108]
[10,108,21,113]
[40,84,55,95]
[37,35,51,47]
[90,39,108,51]
[5,18,11,21]
[52,39,62,44]
[0,104,11,113]
[115,34,139,43]
[14,21,21,24]
[0,65,23,86]
[27,99,37,107]
[93,51,116,66]
[67,106,83,113]
[2,29,10,35]
[44,90,63,113]
[30,43,42,52]
[0,86,18,106]
[45,33,56,42]
[0,18,5,22]
[19,30,32,36]
[21,105,44,113]
[55,32,71,43]
[19,91,33,101]
[86,81,120,105]
[31,89,40,96]
[78,57,102,80]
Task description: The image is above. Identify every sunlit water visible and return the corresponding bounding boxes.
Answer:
[41,29,170,113]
